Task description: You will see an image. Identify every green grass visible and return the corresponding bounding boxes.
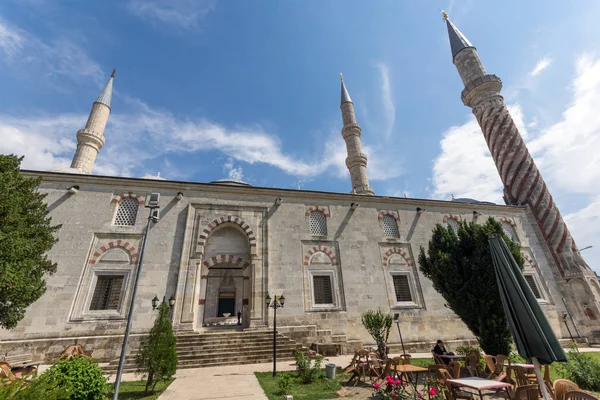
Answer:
[106,379,174,400]
[255,371,348,400]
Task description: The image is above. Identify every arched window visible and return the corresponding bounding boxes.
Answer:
[382,214,400,238]
[114,198,139,226]
[501,221,519,242]
[309,211,327,236]
[447,218,459,234]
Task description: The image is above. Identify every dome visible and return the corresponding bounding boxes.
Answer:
[209,179,252,187]
[452,197,496,205]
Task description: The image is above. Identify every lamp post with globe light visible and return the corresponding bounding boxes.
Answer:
[265,294,285,377]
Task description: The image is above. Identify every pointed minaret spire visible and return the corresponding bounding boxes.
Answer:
[68,69,115,174]
[339,74,374,195]
[95,68,115,109]
[442,11,474,61]
[340,73,352,105]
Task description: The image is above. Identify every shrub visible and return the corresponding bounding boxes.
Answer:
[41,356,108,400]
[556,342,600,391]
[277,373,293,395]
[136,301,178,395]
[0,374,67,399]
[361,310,393,361]
[294,350,324,384]
[455,345,481,356]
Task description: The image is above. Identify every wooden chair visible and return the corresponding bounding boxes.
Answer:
[554,379,580,400]
[433,352,445,365]
[484,355,497,376]
[368,352,385,381]
[465,352,483,377]
[59,344,90,359]
[436,368,473,400]
[565,391,599,400]
[512,384,539,400]
[511,366,530,387]
[447,360,461,378]
[398,354,412,365]
[486,354,508,382]
[344,349,370,386]
[0,362,16,384]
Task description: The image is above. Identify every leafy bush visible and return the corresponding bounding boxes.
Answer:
[556,342,600,391]
[136,301,178,395]
[508,345,526,364]
[361,310,393,361]
[0,374,67,399]
[277,373,293,395]
[42,356,108,400]
[455,345,481,356]
[294,350,324,384]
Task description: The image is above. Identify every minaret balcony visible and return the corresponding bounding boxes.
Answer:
[76,129,106,149]
[345,154,368,168]
[461,74,502,104]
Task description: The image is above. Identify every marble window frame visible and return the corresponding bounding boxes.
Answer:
[388,270,421,309]
[307,269,339,311]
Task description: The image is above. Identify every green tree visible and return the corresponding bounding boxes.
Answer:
[136,301,178,395]
[418,217,523,356]
[361,310,393,360]
[0,154,61,329]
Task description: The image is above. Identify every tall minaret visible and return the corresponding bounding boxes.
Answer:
[340,74,374,195]
[70,69,115,174]
[442,12,600,330]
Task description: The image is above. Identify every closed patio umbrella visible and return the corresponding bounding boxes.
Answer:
[489,234,567,400]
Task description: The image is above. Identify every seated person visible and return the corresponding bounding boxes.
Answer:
[433,340,454,364]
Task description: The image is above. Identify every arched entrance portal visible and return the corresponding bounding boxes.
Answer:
[199,224,252,328]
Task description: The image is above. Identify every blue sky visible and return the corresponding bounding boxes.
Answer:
[1,0,600,273]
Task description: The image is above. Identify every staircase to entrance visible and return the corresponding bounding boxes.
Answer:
[103,330,297,374]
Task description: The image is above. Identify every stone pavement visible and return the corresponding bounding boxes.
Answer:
[100,347,596,399]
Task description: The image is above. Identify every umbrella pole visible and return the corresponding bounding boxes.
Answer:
[532,357,551,400]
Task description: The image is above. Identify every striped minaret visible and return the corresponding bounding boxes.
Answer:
[442,12,590,275]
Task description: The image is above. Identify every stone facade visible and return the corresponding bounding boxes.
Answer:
[0,172,587,361]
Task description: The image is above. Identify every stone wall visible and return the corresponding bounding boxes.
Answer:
[0,172,579,359]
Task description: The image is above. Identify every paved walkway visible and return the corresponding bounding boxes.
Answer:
[102,347,598,400]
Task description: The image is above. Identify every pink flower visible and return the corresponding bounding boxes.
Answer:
[386,376,395,384]
[417,392,423,398]
[395,379,402,385]
[373,383,381,390]
[429,387,438,396]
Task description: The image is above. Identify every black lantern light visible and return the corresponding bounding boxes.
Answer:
[151,295,160,310]
[265,294,271,306]
[168,295,176,309]
[279,294,286,307]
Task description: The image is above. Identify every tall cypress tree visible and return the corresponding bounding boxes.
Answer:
[418,217,523,356]
[136,301,178,395]
[0,154,61,329]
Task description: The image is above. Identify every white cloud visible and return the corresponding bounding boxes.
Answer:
[0,18,103,84]
[223,158,244,181]
[564,198,600,273]
[0,19,25,58]
[1,96,404,183]
[431,105,527,203]
[529,57,553,77]
[375,63,395,137]
[128,0,216,30]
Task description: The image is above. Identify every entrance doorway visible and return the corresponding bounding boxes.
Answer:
[217,292,235,317]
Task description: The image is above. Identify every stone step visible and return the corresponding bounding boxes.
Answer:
[175,338,295,349]
[176,344,296,355]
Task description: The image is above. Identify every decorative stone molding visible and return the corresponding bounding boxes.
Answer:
[303,245,338,266]
[382,247,413,267]
[88,240,138,265]
[378,210,400,223]
[442,213,461,223]
[522,251,537,268]
[499,216,516,226]
[202,254,250,270]
[304,205,330,217]
[110,192,145,205]
[197,216,257,253]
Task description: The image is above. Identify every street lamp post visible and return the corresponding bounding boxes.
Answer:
[393,313,407,355]
[265,294,285,377]
[112,194,160,400]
